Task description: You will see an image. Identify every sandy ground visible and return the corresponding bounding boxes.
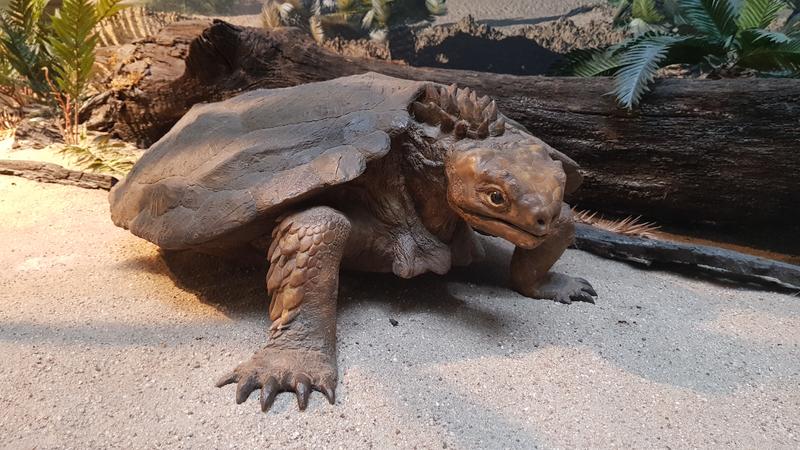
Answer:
[1,176,799,449]
[227,0,607,30]
[432,0,605,28]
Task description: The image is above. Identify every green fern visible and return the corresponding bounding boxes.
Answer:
[575,0,798,107]
[739,36,800,70]
[632,0,666,23]
[680,0,738,43]
[612,35,688,108]
[566,47,625,76]
[48,0,100,103]
[737,0,784,29]
[0,0,51,95]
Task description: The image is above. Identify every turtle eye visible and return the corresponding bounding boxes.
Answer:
[488,190,505,206]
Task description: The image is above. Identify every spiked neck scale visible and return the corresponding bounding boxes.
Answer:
[410,84,506,140]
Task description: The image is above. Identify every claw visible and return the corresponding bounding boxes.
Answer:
[318,384,335,405]
[584,285,598,297]
[236,374,261,404]
[260,377,280,412]
[294,375,312,410]
[215,372,237,388]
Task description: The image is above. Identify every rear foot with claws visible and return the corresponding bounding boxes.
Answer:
[533,273,597,304]
[216,346,337,412]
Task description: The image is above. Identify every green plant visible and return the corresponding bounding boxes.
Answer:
[46,0,128,144]
[0,0,51,95]
[0,0,129,143]
[261,0,447,42]
[572,0,800,108]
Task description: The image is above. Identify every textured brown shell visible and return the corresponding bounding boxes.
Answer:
[109,72,582,250]
[109,72,424,250]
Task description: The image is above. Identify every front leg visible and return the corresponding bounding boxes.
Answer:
[510,205,597,304]
[216,207,350,412]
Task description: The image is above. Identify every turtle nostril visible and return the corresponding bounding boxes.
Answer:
[536,218,546,226]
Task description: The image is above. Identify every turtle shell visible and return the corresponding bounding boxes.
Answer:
[109,72,425,250]
[110,72,582,251]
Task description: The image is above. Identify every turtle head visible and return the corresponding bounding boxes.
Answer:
[445,143,566,250]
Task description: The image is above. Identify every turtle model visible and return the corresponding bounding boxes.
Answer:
[109,72,597,412]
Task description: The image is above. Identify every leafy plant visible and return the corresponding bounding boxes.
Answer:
[571,0,800,108]
[46,0,129,144]
[261,0,447,42]
[0,0,130,143]
[0,0,51,95]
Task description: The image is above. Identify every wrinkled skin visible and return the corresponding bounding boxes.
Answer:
[218,132,597,412]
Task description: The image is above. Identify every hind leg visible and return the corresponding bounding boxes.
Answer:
[216,207,350,412]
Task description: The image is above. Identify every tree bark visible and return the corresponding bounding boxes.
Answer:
[0,160,117,190]
[97,20,800,230]
[573,224,800,291]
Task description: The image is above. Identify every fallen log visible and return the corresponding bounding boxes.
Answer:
[0,160,118,190]
[573,224,800,291]
[93,20,800,233]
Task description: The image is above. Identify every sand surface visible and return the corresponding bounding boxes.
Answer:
[433,0,605,28]
[1,176,799,449]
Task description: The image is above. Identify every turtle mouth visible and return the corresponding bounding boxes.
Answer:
[458,208,547,249]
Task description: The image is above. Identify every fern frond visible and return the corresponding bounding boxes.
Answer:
[48,0,99,100]
[737,0,784,29]
[680,0,738,43]
[567,48,624,76]
[611,34,687,108]
[746,28,794,43]
[738,38,800,70]
[632,0,666,23]
[0,15,49,94]
[368,0,390,28]
[2,0,48,34]
[95,0,129,21]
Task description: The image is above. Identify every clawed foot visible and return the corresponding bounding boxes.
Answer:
[521,273,597,304]
[216,346,337,412]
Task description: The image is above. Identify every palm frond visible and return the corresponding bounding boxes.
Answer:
[679,0,738,43]
[611,34,687,108]
[736,0,784,29]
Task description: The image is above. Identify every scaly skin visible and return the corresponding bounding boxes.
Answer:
[217,207,349,411]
